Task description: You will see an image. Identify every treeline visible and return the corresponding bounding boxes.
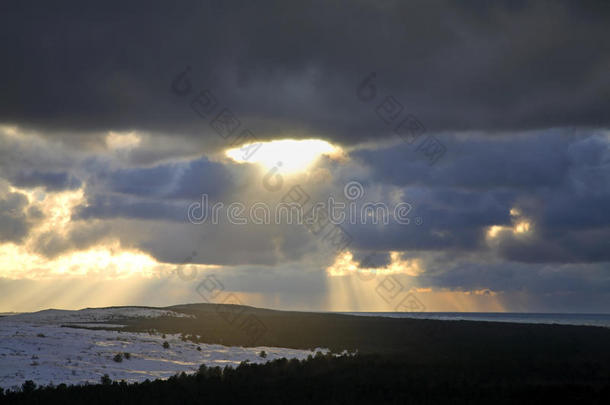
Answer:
[2,352,609,404]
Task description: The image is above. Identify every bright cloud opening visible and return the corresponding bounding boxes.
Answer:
[106,131,141,150]
[326,251,423,277]
[225,139,342,173]
[486,207,532,240]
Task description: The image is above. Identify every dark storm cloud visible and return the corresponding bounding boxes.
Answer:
[354,132,572,189]
[1,0,608,146]
[414,258,610,311]
[341,131,610,263]
[496,227,610,263]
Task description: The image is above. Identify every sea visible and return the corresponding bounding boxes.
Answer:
[343,312,610,328]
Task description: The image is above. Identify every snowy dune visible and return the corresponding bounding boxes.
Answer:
[5,307,194,324]
[0,307,324,391]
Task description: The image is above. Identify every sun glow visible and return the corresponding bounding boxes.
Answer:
[0,185,222,281]
[514,221,530,234]
[323,252,505,312]
[225,139,341,173]
[0,241,221,280]
[106,131,141,149]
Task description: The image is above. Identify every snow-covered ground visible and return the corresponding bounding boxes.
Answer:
[0,307,323,391]
[5,307,194,324]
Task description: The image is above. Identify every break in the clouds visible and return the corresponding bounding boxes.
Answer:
[0,1,609,312]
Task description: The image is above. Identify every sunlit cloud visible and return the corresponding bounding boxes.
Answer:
[9,185,85,237]
[0,240,221,280]
[106,131,142,150]
[509,208,521,216]
[326,251,423,277]
[514,221,530,234]
[0,242,152,279]
[486,207,532,240]
[0,125,18,137]
[226,139,343,173]
[486,225,505,239]
[0,183,221,280]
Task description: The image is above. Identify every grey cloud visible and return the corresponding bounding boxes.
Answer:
[340,131,609,263]
[352,251,391,269]
[353,131,573,190]
[29,220,111,259]
[414,255,610,311]
[1,0,608,307]
[1,0,608,147]
[0,183,32,242]
[75,194,189,222]
[496,227,610,264]
[11,170,81,191]
[0,129,85,192]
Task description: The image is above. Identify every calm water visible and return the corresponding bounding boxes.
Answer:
[343,312,610,328]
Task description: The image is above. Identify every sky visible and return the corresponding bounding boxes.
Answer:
[0,0,609,313]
